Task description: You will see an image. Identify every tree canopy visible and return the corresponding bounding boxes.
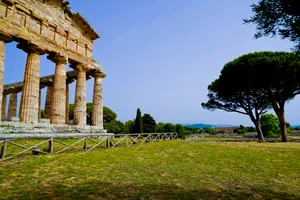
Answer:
[86,103,93,125]
[244,0,300,52]
[156,122,165,133]
[260,114,280,137]
[103,107,117,123]
[134,108,143,133]
[202,51,300,142]
[104,120,125,134]
[68,104,117,125]
[164,123,176,132]
[202,52,271,141]
[175,124,185,138]
[142,114,156,133]
[251,52,300,141]
[124,120,135,133]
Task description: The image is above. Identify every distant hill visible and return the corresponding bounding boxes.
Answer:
[186,124,300,129]
[291,125,300,128]
[185,124,213,129]
[185,124,235,129]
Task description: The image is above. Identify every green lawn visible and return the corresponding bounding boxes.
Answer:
[0,141,300,199]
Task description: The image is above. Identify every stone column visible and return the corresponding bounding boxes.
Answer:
[0,34,12,121]
[19,92,23,118]
[92,72,106,128]
[8,93,17,118]
[1,94,7,119]
[48,55,68,124]
[44,85,53,119]
[65,83,69,124]
[74,65,87,125]
[38,88,41,120]
[0,41,5,122]
[18,44,43,124]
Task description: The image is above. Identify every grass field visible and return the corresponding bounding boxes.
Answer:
[1,140,300,200]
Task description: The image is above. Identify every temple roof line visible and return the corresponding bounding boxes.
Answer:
[63,1,100,40]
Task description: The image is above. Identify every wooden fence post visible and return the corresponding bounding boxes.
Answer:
[139,134,141,144]
[49,138,53,154]
[106,137,110,148]
[126,135,128,147]
[0,139,7,159]
[84,137,88,151]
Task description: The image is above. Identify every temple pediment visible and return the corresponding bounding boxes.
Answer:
[71,13,100,40]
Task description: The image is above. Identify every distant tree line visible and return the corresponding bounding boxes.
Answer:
[42,105,198,139]
[200,125,255,135]
[41,103,295,140]
[117,108,199,139]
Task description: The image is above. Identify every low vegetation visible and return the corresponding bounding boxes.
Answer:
[1,141,300,199]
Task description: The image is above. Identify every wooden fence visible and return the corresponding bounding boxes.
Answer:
[0,133,178,162]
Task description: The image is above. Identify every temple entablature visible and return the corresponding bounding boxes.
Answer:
[0,0,104,72]
[0,0,106,131]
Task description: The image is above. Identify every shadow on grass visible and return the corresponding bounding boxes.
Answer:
[9,181,298,200]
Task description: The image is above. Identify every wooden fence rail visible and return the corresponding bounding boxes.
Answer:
[0,133,178,162]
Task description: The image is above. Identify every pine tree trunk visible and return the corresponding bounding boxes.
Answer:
[249,113,265,142]
[277,111,288,142]
[269,92,288,142]
[255,121,265,142]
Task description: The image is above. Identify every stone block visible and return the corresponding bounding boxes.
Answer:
[40,118,50,124]
[0,4,6,17]
[9,117,19,122]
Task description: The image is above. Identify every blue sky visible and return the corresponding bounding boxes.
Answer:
[4,0,300,125]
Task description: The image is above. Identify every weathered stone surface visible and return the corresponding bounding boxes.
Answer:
[74,65,87,125]
[8,93,17,118]
[44,85,53,119]
[0,0,107,129]
[1,93,7,119]
[19,51,40,124]
[9,117,19,122]
[38,88,41,120]
[18,91,23,118]
[49,55,67,124]
[0,121,107,134]
[0,0,103,71]
[39,118,50,124]
[65,83,69,124]
[92,72,106,128]
[0,40,5,122]
[4,70,93,94]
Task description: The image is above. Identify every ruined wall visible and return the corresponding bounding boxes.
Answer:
[0,0,100,66]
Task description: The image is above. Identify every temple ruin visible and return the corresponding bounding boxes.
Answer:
[0,0,106,133]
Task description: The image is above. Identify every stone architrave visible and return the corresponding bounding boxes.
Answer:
[48,55,68,124]
[19,44,43,124]
[1,94,7,119]
[44,85,54,119]
[8,93,17,118]
[65,83,69,124]
[74,64,87,125]
[92,72,106,128]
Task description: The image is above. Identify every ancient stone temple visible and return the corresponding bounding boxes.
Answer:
[0,0,106,133]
